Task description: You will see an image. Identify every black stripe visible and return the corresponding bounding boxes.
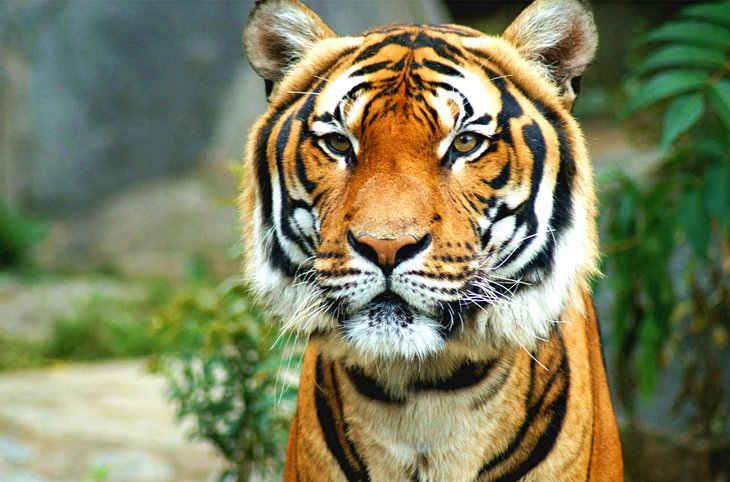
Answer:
[254,108,286,234]
[486,159,511,189]
[477,340,569,479]
[484,66,523,146]
[413,30,465,64]
[428,24,480,37]
[414,359,496,392]
[354,32,415,63]
[351,61,392,77]
[289,199,318,254]
[344,366,406,405]
[269,235,297,275]
[354,30,466,65]
[469,114,493,126]
[295,145,317,194]
[513,108,576,282]
[274,114,304,249]
[491,354,570,481]
[426,81,474,119]
[344,359,497,405]
[315,355,371,481]
[421,59,463,78]
[490,121,545,269]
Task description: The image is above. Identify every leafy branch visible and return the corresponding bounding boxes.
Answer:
[601,0,730,437]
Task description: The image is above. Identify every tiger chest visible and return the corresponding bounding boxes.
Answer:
[337,364,523,481]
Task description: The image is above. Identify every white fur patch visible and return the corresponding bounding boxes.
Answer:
[345,311,445,360]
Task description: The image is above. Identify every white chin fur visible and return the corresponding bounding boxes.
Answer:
[344,312,445,361]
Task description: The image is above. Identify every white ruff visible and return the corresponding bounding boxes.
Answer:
[476,201,589,350]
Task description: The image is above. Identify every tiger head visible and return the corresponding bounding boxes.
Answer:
[241,0,599,364]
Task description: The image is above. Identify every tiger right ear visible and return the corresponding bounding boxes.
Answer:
[503,0,597,109]
[243,0,335,92]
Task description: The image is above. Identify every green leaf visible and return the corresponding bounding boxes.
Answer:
[636,316,661,397]
[704,163,730,232]
[622,70,710,116]
[682,1,730,29]
[678,188,710,261]
[636,45,726,74]
[661,92,705,152]
[643,21,730,50]
[709,79,730,130]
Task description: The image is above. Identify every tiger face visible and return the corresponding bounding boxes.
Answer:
[243,0,599,363]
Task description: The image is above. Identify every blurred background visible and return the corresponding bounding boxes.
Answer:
[1,0,728,481]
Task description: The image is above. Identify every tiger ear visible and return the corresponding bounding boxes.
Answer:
[502,0,597,108]
[243,0,335,94]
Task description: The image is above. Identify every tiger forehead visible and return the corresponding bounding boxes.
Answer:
[343,25,486,82]
[313,26,503,132]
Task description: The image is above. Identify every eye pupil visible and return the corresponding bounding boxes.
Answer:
[325,134,351,154]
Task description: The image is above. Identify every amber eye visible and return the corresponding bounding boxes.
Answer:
[324,133,352,154]
[451,132,481,154]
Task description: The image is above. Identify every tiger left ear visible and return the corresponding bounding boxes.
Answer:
[243,0,335,97]
[503,0,597,109]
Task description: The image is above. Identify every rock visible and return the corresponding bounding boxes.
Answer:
[4,473,50,482]
[0,435,33,464]
[0,361,224,482]
[1,0,249,216]
[34,169,241,279]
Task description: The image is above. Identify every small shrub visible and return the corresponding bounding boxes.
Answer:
[0,202,46,270]
[0,333,45,371]
[155,277,299,481]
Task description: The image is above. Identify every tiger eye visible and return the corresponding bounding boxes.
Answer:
[452,133,479,153]
[325,134,352,154]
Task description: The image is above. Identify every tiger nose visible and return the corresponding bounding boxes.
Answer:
[347,231,432,273]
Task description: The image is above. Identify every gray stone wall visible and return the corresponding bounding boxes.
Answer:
[1,1,250,216]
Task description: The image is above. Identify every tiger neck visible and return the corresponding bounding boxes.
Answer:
[315,319,569,407]
[296,290,595,481]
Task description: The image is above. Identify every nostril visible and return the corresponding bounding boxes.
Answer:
[347,231,431,273]
[394,233,432,266]
[347,231,380,266]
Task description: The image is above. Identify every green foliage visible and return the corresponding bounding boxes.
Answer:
[0,202,46,270]
[46,298,169,361]
[602,0,730,436]
[0,278,175,371]
[155,277,298,481]
[0,332,45,371]
[83,465,111,482]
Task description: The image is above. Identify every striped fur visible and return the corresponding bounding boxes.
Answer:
[241,0,622,479]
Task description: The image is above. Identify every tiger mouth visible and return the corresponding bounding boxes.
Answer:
[334,289,449,360]
[361,292,416,328]
[338,289,465,335]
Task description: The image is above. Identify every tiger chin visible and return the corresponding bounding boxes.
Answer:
[240,0,623,480]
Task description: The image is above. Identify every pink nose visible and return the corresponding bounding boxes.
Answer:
[347,231,434,274]
[355,234,418,269]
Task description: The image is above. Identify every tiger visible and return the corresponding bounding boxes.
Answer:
[240,0,623,480]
